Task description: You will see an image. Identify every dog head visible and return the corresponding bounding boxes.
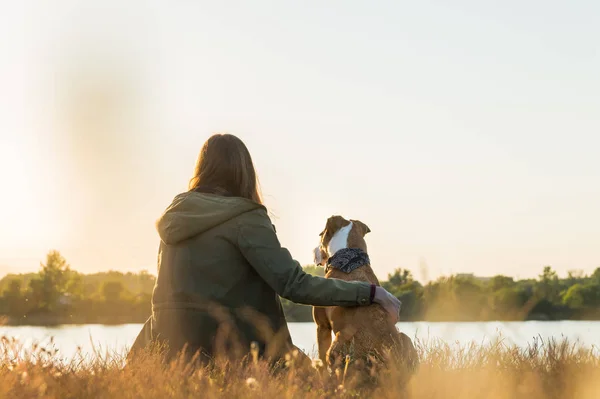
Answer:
[313,215,371,266]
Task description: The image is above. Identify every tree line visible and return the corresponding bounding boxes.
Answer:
[1,250,600,324]
[282,266,600,322]
[0,251,153,324]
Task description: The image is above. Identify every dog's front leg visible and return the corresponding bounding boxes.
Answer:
[313,307,332,366]
[317,325,333,365]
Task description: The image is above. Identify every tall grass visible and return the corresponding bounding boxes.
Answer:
[1,334,599,398]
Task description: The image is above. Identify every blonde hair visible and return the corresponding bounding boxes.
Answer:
[189,134,263,204]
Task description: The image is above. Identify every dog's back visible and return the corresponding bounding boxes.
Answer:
[324,265,415,369]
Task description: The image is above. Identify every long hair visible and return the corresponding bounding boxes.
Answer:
[189,134,263,204]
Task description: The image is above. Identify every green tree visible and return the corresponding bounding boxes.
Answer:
[302,265,325,277]
[28,250,71,311]
[388,268,413,287]
[65,272,85,300]
[4,279,22,298]
[489,275,515,292]
[2,279,24,315]
[101,281,125,302]
[382,268,414,294]
[537,266,560,304]
[27,278,45,311]
[452,276,487,320]
[591,267,600,283]
[490,287,522,319]
[562,284,585,309]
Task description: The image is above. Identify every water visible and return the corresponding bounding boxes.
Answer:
[1,321,599,362]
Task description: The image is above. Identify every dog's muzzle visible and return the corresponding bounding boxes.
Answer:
[313,247,325,266]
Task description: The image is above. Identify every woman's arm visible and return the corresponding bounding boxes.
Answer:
[237,209,373,307]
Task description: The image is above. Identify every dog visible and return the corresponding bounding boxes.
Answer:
[312,215,418,375]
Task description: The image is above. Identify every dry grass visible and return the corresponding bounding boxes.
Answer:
[1,334,599,399]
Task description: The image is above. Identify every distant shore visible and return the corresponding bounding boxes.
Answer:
[1,314,150,327]
[4,312,600,327]
[3,252,600,328]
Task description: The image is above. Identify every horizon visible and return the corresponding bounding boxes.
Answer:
[1,1,599,282]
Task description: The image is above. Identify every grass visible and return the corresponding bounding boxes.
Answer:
[1,334,599,399]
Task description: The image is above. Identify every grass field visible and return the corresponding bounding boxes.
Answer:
[1,334,599,399]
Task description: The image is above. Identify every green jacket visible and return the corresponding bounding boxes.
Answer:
[137,191,372,362]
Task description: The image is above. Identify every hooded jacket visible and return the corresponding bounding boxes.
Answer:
[144,191,372,361]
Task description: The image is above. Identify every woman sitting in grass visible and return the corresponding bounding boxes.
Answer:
[129,133,400,365]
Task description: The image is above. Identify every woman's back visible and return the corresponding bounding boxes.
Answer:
[153,191,264,308]
[152,190,293,360]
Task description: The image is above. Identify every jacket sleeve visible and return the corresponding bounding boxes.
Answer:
[237,209,372,307]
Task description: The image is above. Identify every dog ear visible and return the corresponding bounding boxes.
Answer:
[351,219,371,236]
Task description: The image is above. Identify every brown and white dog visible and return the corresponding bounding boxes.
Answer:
[312,215,418,373]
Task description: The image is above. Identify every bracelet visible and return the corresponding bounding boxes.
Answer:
[369,284,376,303]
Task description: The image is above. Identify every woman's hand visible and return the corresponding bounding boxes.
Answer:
[373,286,402,324]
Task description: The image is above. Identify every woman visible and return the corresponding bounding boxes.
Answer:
[130,133,401,364]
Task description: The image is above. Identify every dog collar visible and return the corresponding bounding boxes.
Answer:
[325,248,370,274]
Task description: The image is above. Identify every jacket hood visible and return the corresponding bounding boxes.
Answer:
[156,191,264,245]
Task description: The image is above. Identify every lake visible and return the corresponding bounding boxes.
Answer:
[2,321,600,362]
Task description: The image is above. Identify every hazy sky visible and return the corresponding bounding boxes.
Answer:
[1,0,599,281]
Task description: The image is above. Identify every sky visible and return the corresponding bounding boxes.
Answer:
[0,0,599,282]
